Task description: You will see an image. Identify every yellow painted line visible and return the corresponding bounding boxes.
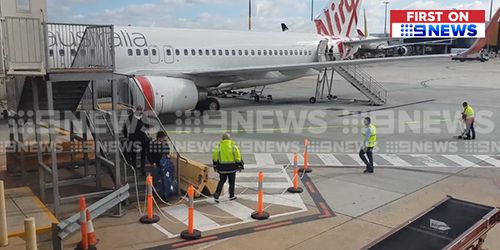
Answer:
[39,123,70,136]
[8,187,58,238]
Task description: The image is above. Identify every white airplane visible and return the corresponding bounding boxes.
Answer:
[48,0,445,114]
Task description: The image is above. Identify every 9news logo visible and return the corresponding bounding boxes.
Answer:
[391,10,485,38]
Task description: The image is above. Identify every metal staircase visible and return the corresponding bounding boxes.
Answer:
[334,65,388,105]
[17,80,91,111]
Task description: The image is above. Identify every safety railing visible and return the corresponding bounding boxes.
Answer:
[338,65,388,104]
[114,74,187,194]
[0,17,45,74]
[45,22,114,71]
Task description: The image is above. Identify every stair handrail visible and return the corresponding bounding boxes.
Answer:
[340,65,387,102]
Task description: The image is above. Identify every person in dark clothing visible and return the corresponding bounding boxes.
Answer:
[149,131,170,167]
[149,131,176,197]
[124,106,150,175]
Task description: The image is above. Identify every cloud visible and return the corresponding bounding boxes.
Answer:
[46,0,500,33]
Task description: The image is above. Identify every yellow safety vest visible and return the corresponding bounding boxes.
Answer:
[362,124,377,148]
[212,140,242,164]
[464,105,475,118]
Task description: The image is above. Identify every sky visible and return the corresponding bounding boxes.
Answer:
[47,0,500,33]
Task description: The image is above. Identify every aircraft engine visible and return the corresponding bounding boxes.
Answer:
[134,76,201,114]
[397,46,409,56]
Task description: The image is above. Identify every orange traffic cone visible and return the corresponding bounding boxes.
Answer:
[86,210,97,250]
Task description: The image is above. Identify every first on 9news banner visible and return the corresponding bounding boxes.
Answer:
[390,10,486,38]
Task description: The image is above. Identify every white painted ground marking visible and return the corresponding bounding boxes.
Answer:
[473,155,500,167]
[317,154,342,166]
[254,153,275,166]
[152,223,175,238]
[442,155,475,167]
[411,155,447,167]
[215,201,254,221]
[378,154,412,167]
[162,204,220,231]
[348,154,367,166]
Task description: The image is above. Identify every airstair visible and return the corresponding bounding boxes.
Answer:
[312,40,388,105]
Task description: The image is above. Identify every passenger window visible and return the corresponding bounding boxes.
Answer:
[251,50,255,56]
[299,50,303,55]
[284,50,288,56]
[225,49,229,56]
[212,49,216,55]
[153,49,158,56]
[257,50,261,56]
[205,49,210,55]
[184,49,189,55]
[274,50,278,55]
[218,49,223,56]
[70,49,77,56]
[289,50,293,56]
[144,49,149,56]
[279,50,283,55]
[245,50,249,56]
[165,49,171,56]
[59,49,65,56]
[238,50,243,56]
[199,49,203,55]
[49,49,54,57]
[135,49,141,56]
[269,50,273,56]
[294,50,298,55]
[191,49,196,55]
[175,49,180,56]
[232,50,236,56]
[309,50,312,56]
[263,50,267,56]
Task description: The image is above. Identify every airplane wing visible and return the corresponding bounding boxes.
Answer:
[180,54,449,77]
[381,39,455,50]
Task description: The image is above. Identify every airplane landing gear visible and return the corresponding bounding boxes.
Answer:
[250,86,272,103]
[196,97,220,111]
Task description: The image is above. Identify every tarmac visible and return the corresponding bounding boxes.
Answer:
[2,57,500,249]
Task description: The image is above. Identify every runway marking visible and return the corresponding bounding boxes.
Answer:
[162,204,221,231]
[473,155,500,167]
[215,201,254,221]
[411,154,447,167]
[317,153,343,166]
[442,155,475,167]
[378,154,412,167]
[152,223,175,238]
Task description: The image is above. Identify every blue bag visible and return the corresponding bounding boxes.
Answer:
[153,156,178,198]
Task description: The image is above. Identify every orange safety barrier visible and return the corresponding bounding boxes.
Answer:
[86,210,97,250]
[140,175,160,224]
[293,152,299,168]
[287,167,303,194]
[251,171,270,220]
[300,139,312,173]
[76,196,88,250]
[180,185,201,240]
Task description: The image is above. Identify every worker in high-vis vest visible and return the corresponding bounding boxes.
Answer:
[212,133,244,203]
[462,102,475,140]
[359,117,376,173]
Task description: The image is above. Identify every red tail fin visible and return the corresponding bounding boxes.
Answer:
[314,0,362,38]
[461,8,500,56]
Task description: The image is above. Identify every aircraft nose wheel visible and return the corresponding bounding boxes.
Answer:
[309,97,317,104]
